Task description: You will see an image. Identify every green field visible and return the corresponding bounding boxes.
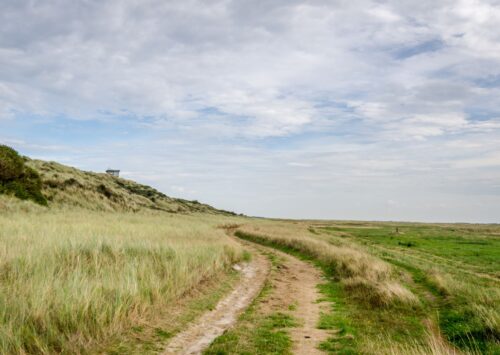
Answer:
[318,223,499,275]
[316,222,500,353]
[236,220,500,354]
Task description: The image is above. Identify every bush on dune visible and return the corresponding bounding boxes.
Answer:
[0,145,24,179]
[0,145,47,206]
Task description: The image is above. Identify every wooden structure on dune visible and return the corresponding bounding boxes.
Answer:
[105,169,120,177]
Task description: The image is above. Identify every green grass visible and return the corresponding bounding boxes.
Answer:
[204,250,298,355]
[318,222,500,354]
[320,224,500,274]
[317,283,357,354]
[204,282,297,355]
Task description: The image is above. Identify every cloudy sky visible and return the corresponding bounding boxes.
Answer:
[1,0,500,222]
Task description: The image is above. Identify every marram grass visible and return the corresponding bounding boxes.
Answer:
[0,209,243,354]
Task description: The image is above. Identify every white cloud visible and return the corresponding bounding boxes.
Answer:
[1,1,498,137]
[1,0,500,222]
[287,162,313,168]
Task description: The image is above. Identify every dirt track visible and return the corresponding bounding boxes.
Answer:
[162,248,270,355]
[162,239,331,354]
[252,242,331,354]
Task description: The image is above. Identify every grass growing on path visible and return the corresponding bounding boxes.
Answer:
[204,254,297,355]
[316,282,357,355]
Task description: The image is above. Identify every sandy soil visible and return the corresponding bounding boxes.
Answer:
[161,250,270,355]
[253,243,332,355]
[162,238,331,354]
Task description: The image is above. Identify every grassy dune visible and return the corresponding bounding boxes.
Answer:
[26,159,236,215]
[0,206,243,354]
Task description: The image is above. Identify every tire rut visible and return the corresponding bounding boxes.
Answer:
[162,237,332,354]
[161,249,270,355]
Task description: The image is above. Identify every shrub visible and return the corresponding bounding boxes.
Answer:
[0,145,47,206]
[0,145,24,180]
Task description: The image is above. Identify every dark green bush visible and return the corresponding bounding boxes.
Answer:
[0,145,24,180]
[0,145,47,206]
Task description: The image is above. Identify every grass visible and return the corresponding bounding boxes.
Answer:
[234,220,494,354]
[204,309,296,355]
[104,267,241,354]
[316,222,500,353]
[319,223,499,275]
[24,158,235,215]
[0,208,244,354]
[317,282,357,354]
[204,282,297,355]
[204,254,297,355]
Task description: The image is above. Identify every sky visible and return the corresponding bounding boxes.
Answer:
[1,0,500,223]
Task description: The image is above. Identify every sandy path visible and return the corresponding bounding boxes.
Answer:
[251,243,331,355]
[162,250,270,355]
[284,255,330,354]
[162,237,331,354]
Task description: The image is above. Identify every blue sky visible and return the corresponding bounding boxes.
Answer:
[1,0,500,222]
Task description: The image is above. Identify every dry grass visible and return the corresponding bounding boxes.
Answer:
[364,333,472,355]
[236,222,419,307]
[0,206,244,354]
[25,159,234,215]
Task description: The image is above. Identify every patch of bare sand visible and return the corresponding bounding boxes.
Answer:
[162,251,270,355]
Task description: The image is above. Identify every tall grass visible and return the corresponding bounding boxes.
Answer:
[0,208,243,353]
[364,332,474,355]
[408,259,499,353]
[236,223,418,307]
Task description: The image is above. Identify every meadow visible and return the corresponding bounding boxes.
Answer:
[0,202,244,354]
[235,220,500,354]
[318,222,500,353]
